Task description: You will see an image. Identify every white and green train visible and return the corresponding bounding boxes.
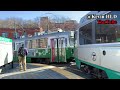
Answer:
[74,11,120,79]
[13,31,75,64]
[0,36,13,68]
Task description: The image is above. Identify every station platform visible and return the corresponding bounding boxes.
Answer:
[0,63,84,79]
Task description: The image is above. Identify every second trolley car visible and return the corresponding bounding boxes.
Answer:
[13,31,75,64]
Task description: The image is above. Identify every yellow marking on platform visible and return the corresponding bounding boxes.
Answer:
[30,63,84,79]
[29,63,48,67]
[51,68,84,79]
[5,63,84,79]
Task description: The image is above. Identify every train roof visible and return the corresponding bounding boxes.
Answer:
[0,36,12,42]
[13,31,74,41]
[79,11,111,27]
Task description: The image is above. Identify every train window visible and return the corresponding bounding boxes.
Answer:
[36,39,39,48]
[58,39,61,48]
[27,40,29,49]
[85,39,92,44]
[37,39,40,48]
[95,24,117,43]
[29,40,32,49]
[32,39,36,48]
[95,11,120,43]
[69,37,74,46]
[79,36,85,45]
[53,39,56,48]
[61,38,63,45]
[73,31,77,46]
[65,38,67,46]
[58,39,61,47]
[79,22,92,45]
[39,38,48,48]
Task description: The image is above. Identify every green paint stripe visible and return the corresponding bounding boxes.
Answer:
[66,47,74,60]
[0,37,12,42]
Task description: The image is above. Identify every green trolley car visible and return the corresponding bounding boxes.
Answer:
[13,31,75,64]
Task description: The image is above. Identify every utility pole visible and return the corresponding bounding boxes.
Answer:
[21,26,26,37]
[42,12,57,33]
[14,20,17,39]
[47,16,49,34]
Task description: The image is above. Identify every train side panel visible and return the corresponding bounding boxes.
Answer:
[75,44,120,79]
[100,47,120,78]
[77,45,101,66]
[0,37,13,66]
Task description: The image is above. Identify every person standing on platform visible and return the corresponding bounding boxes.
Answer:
[18,44,28,71]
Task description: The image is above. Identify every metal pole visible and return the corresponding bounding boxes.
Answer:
[45,13,57,33]
[39,17,40,29]
[47,16,49,34]
[116,30,117,41]
[14,21,17,39]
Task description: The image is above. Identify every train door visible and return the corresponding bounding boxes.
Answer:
[51,39,59,62]
[51,38,66,63]
[58,37,66,62]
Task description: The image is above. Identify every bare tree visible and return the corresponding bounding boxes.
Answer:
[64,20,79,31]
[0,15,78,32]
[51,16,70,23]
[34,17,40,28]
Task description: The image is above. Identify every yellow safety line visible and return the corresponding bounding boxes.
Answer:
[51,68,84,79]
[30,63,84,79]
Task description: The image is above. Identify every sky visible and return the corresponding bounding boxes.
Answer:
[0,11,90,23]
